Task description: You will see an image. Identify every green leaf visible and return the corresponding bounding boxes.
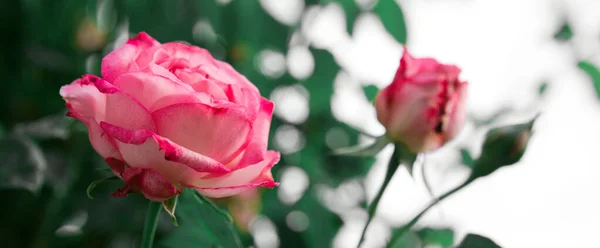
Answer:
[553,22,573,41]
[86,175,118,199]
[538,82,548,96]
[416,228,454,247]
[469,117,537,180]
[373,0,407,44]
[456,233,501,248]
[389,230,421,248]
[162,195,179,227]
[578,61,600,99]
[332,135,391,157]
[460,148,474,168]
[159,189,242,248]
[362,84,379,103]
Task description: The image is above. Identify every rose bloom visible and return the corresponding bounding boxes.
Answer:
[375,49,467,153]
[60,32,280,201]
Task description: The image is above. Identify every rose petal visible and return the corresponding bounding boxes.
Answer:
[162,42,217,66]
[443,81,468,140]
[213,60,260,93]
[65,107,121,160]
[100,122,231,178]
[77,75,156,132]
[188,79,229,101]
[223,85,260,119]
[194,182,270,198]
[187,151,280,198]
[112,65,207,112]
[102,32,160,82]
[61,82,119,159]
[152,103,253,165]
[234,98,274,168]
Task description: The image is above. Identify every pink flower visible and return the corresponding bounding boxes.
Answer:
[60,32,280,201]
[375,49,468,153]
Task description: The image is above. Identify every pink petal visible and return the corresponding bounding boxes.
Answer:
[105,157,126,175]
[188,79,229,101]
[102,32,160,82]
[111,65,207,112]
[223,85,260,120]
[234,98,274,168]
[100,122,231,178]
[79,75,156,132]
[443,81,468,141]
[65,107,121,160]
[213,60,260,93]
[185,151,280,198]
[60,78,107,120]
[163,42,217,66]
[194,182,272,198]
[148,42,218,69]
[152,103,253,165]
[60,77,135,160]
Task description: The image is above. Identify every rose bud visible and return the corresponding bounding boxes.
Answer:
[374,49,468,153]
[60,32,280,202]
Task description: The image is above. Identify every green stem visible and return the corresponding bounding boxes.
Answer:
[387,179,473,247]
[141,201,162,248]
[357,148,401,247]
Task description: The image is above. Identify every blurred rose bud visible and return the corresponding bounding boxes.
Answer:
[469,119,536,179]
[375,49,468,153]
[60,32,280,202]
[214,189,261,232]
[76,18,107,52]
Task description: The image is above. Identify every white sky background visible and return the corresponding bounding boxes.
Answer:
[259,0,600,247]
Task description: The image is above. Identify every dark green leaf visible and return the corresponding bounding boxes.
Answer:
[389,230,421,248]
[373,0,407,44]
[578,61,600,99]
[456,233,501,248]
[86,175,118,199]
[159,190,242,248]
[416,228,454,247]
[332,135,390,157]
[362,84,379,103]
[538,82,548,96]
[553,22,573,41]
[469,117,537,180]
[162,195,179,227]
[460,148,474,168]
[0,135,46,192]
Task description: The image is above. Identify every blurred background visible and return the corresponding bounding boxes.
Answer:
[1,0,600,247]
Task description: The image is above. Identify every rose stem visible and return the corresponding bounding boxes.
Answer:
[357,147,401,248]
[141,201,162,248]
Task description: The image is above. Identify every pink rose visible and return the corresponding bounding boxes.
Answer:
[375,49,468,153]
[60,32,280,201]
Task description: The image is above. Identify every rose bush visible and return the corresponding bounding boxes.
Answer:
[60,32,279,201]
[375,49,468,153]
